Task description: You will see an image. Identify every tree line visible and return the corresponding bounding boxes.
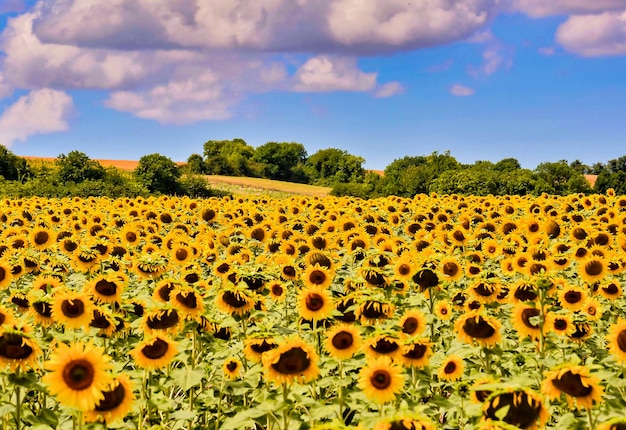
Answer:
[1,139,625,198]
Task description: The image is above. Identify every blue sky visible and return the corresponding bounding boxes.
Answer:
[0,0,625,170]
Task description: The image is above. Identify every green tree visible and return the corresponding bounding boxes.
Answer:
[203,138,258,176]
[304,148,365,186]
[380,152,460,197]
[185,153,206,174]
[0,145,31,181]
[494,157,521,173]
[253,141,308,182]
[134,153,182,194]
[56,151,105,183]
[534,160,591,195]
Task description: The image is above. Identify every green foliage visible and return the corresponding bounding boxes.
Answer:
[185,153,207,174]
[0,145,31,181]
[179,175,229,198]
[55,150,106,183]
[381,152,460,197]
[534,160,592,195]
[253,141,308,182]
[203,138,259,176]
[134,153,182,195]
[304,148,365,186]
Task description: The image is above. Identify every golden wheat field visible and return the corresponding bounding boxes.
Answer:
[1,192,626,430]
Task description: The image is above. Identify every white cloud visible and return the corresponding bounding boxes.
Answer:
[450,84,475,96]
[373,81,405,98]
[538,47,556,56]
[509,0,626,17]
[556,11,626,56]
[0,74,12,100]
[467,31,514,77]
[0,89,74,147]
[0,0,25,15]
[293,56,377,92]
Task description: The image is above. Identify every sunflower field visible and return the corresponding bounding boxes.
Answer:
[1,192,626,430]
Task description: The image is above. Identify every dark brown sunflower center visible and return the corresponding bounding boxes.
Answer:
[412,269,439,289]
[473,283,495,297]
[443,262,460,277]
[33,301,52,317]
[331,332,353,350]
[62,359,95,390]
[90,310,111,329]
[250,340,277,353]
[309,270,327,285]
[176,292,198,309]
[402,317,420,335]
[95,382,126,411]
[78,254,97,263]
[34,231,49,245]
[142,338,169,359]
[0,334,34,359]
[282,266,296,278]
[484,391,542,428]
[616,330,626,353]
[147,310,179,330]
[398,264,411,276]
[521,308,541,329]
[554,318,568,331]
[0,267,5,281]
[603,283,619,295]
[372,339,399,354]
[95,280,117,297]
[226,361,239,372]
[175,248,189,261]
[453,231,465,242]
[271,285,284,296]
[370,370,392,389]
[305,293,325,311]
[125,232,137,242]
[222,291,248,308]
[475,388,492,402]
[271,347,310,375]
[564,291,582,304]
[444,361,457,374]
[403,343,428,360]
[551,371,593,397]
[585,260,603,277]
[361,301,388,319]
[61,299,85,318]
[463,316,496,338]
[609,424,626,430]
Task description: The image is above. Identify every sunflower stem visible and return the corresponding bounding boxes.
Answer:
[214,378,226,430]
[14,385,20,430]
[338,361,345,421]
[586,407,596,430]
[282,383,290,430]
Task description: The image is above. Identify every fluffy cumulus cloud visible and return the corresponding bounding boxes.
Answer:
[0,89,74,147]
[293,56,377,92]
[557,11,626,56]
[509,0,626,17]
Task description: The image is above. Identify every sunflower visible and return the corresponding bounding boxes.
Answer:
[243,337,279,364]
[83,374,135,424]
[373,413,436,430]
[29,226,54,251]
[557,285,587,311]
[358,356,405,404]
[0,323,41,371]
[393,254,416,283]
[470,280,501,303]
[398,310,426,337]
[171,285,205,320]
[364,334,401,360]
[357,299,395,324]
[455,311,501,347]
[51,289,95,330]
[598,417,626,430]
[583,298,602,321]
[471,377,496,404]
[267,280,288,302]
[262,337,319,385]
[302,264,333,289]
[324,323,362,360]
[141,308,182,336]
[512,303,543,340]
[439,257,464,282]
[398,338,432,368]
[0,305,15,327]
[89,307,117,337]
[131,336,179,370]
[482,388,547,430]
[297,285,335,322]
[222,357,243,380]
[87,273,126,304]
[579,256,607,284]
[42,342,113,411]
[607,318,626,363]
[434,301,453,320]
[153,278,178,303]
[541,364,604,409]
[438,355,465,382]
[545,312,574,336]
[569,322,593,344]
[0,261,14,289]
[599,280,622,300]
[215,287,257,317]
